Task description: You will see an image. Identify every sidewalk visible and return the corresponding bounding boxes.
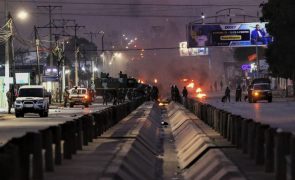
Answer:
[0,108,15,121]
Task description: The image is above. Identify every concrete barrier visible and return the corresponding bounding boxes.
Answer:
[40,128,54,172]
[275,130,291,180]
[0,98,146,180]
[99,102,161,180]
[183,149,246,180]
[168,102,246,180]
[183,98,295,180]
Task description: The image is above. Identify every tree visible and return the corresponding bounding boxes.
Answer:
[261,0,295,95]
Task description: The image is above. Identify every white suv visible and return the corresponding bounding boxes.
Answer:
[14,85,50,117]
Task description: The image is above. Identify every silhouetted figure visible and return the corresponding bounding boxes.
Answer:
[235,85,242,102]
[182,86,188,98]
[103,90,108,105]
[174,85,180,103]
[63,88,69,107]
[6,89,12,114]
[225,86,231,102]
[151,86,159,101]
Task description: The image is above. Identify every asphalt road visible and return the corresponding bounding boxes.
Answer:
[0,103,109,146]
[202,97,295,132]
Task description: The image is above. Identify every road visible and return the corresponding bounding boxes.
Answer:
[0,103,109,146]
[202,97,295,132]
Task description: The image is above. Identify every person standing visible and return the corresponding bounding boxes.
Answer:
[171,85,175,101]
[174,85,180,103]
[6,89,12,114]
[63,88,70,107]
[182,86,188,98]
[182,86,188,105]
[235,85,242,102]
[225,86,231,102]
[103,90,108,105]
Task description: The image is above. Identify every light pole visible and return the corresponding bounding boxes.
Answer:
[34,26,41,85]
[99,31,105,72]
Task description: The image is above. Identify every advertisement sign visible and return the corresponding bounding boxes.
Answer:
[179,42,209,56]
[16,73,30,84]
[187,22,273,47]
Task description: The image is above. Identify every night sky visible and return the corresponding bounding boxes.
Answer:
[0,0,265,96]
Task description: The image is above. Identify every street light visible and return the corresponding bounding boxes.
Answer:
[17,10,29,21]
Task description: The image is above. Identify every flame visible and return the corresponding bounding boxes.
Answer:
[187,82,195,89]
[182,78,189,82]
[195,88,206,99]
[196,93,207,99]
[196,88,202,93]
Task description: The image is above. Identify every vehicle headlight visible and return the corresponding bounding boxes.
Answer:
[253,91,259,96]
[15,100,22,104]
[36,100,44,104]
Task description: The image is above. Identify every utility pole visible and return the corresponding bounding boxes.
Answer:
[34,26,41,85]
[4,0,10,97]
[84,31,100,81]
[37,5,62,67]
[8,13,16,92]
[65,24,85,86]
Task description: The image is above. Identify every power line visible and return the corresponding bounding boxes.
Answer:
[27,12,260,19]
[37,5,62,66]
[9,1,259,7]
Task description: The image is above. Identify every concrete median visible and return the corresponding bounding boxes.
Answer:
[167,102,246,180]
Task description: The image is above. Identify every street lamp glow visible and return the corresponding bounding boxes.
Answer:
[17,10,29,20]
[201,12,205,19]
[93,67,98,72]
[65,70,71,74]
[114,52,122,58]
[82,67,86,71]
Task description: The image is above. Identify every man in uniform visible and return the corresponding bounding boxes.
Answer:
[63,88,70,107]
[6,89,12,114]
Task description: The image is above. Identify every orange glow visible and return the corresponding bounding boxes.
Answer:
[154,79,158,83]
[195,88,206,99]
[196,88,202,93]
[84,95,89,99]
[187,82,195,89]
[196,93,207,99]
[182,78,189,82]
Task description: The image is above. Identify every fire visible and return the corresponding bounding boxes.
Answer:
[187,82,195,89]
[196,93,207,99]
[195,88,207,99]
[154,78,158,83]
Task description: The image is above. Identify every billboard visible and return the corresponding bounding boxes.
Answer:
[16,73,29,84]
[187,22,273,47]
[179,42,209,56]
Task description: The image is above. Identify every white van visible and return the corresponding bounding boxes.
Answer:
[14,85,50,117]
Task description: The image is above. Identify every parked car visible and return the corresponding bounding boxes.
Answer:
[248,78,272,103]
[14,85,50,117]
[69,87,91,107]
